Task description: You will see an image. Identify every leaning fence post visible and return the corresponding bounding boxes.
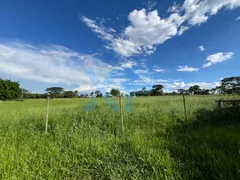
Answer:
[183,94,188,123]
[45,97,50,133]
[119,94,124,136]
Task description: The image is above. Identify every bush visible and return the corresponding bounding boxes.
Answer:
[0,79,22,100]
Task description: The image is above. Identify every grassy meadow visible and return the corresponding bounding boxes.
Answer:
[0,95,240,179]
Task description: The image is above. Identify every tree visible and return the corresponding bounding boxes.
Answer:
[142,87,148,96]
[90,92,94,97]
[45,87,64,97]
[63,91,77,98]
[188,85,200,95]
[0,79,22,100]
[210,88,217,94]
[105,92,111,97]
[152,84,164,96]
[95,90,103,98]
[130,91,135,96]
[74,90,78,97]
[217,76,240,94]
[110,88,120,97]
[79,93,85,98]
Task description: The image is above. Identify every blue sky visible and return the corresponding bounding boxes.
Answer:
[0,0,240,94]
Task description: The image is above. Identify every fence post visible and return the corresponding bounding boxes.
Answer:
[119,94,124,136]
[45,97,49,133]
[183,94,188,123]
[217,99,222,109]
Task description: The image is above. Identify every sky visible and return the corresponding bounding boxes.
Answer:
[0,0,240,94]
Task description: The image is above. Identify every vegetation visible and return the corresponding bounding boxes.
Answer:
[0,79,22,100]
[45,87,64,97]
[95,90,103,98]
[131,84,164,96]
[0,95,240,179]
[217,76,240,94]
[110,88,120,97]
[3,76,238,100]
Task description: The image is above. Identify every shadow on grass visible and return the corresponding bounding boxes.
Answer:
[166,107,240,179]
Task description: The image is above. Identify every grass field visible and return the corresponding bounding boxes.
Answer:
[0,95,240,179]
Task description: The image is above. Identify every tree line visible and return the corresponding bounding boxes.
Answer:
[0,76,239,100]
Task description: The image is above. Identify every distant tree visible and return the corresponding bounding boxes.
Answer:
[84,94,88,98]
[74,90,78,97]
[79,93,85,98]
[188,85,200,95]
[217,76,240,94]
[90,92,94,97]
[0,79,22,100]
[110,88,120,97]
[152,84,164,96]
[22,88,29,94]
[198,89,210,95]
[210,88,217,94]
[22,88,29,99]
[63,91,77,98]
[105,92,111,97]
[130,91,135,96]
[95,90,103,98]
[142,87,148,96]
[45,87,64,97]
[178,89,184,93]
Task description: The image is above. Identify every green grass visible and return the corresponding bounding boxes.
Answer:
[0,95,240,179]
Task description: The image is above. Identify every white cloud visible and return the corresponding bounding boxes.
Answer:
[203,52,234,67]
[177,65,199,72]
[73,77,129,93]
[148,0,157,11]
[140,59,148,68]
[168,2,181,13]
[199,45,205,51]
[81,0,240,57]
[81,16,142,57]
[178,26,189,35]
[133,69,149,74]
[154,69,165,73]
[181,0,240,26]
[236,16,240,21]
[121,60,137,69]
[153,65,165,73]
[164,81,220,92]
[129,74,168,86]
[73,85,95,92]
[0,42,124,93]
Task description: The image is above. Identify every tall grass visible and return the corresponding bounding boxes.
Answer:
[0,95,239,179]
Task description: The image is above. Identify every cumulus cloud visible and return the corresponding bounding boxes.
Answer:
[203,52,234,67]
[81,16,142,57]
[199,45,205,51]
[177,65,199,72]
[81,0,240,57]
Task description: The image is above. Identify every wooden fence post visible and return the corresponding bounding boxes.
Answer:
[119,94,124,136]
[183,94,188,123]
[45,97,49,133]
[217,99,222,109]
